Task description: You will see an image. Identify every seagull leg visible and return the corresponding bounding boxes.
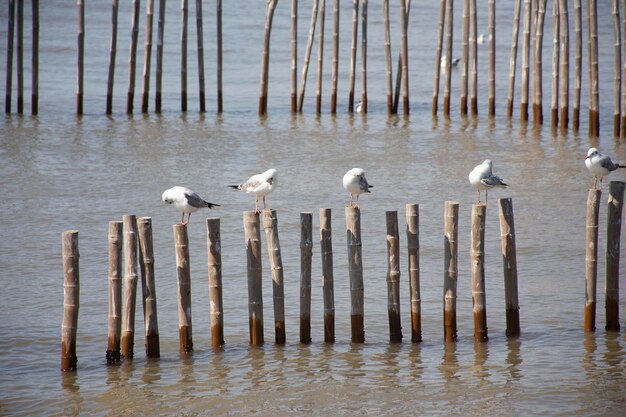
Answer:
[180,212,185,224]
[476,190,481,204]
[592,177,597,189]
[263,195,268,211]
[485,190,488,204]
[255,196,260,214]
[355,194,360,208]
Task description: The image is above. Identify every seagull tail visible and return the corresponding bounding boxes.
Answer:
[618,165,626,169]
[228,185,240,190]
[205,201,220,208]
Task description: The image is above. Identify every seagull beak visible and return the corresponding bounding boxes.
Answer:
[584,155,591,160]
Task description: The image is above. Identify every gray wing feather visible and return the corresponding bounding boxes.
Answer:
[359,176,371,192]
[599,155,620,172]
[185,192,208,208]
[481,175,508,188]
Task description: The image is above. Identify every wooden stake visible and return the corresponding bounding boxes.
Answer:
[5,0,15,114]
[258,0,279,115]
[155,0,165,113]
[488,0,495,116]
[291,0,298,113]
[61,231,79,372]
[587,0,599,136]
[443,201,459,342]
[612,0,621,137]
[216,0,223,113]
[263,209,286,344]
[316,0,326,114]
[551,0,559,128]
[106,221,123,364]
[605,182,624,331]
[126,0,140,114]
[348,0,359,113]
[559,0,569,129]
[173,223,193,353]
[346,206,365,343]
[141,0,155,113]
[469,0,478,115]
[298,0,320,113]
[443,0,454,117]
[138,217,159,358]
[573,0,582,130]
[471,204,488,342]
[584,189,601,332]
[360,0,368,114]
[406,204,421,343]
[320,208,335,343]
[330,0,339,113]
[76,0,84,115]
[106,0,119,115]
[181,0,188,112]
[393,0,411,114]
[383,0,392,113]
[432,0,446,115]
[507,0,522,117]
[399,0,409,115]
[461,0,469,116]
[244,211,264,345]
[300,213,313,344]
[207,218,225,347]
[195,0,206,112]
[121,215,138,358]
[386,211,402,343]
[498,199,520,337]
[31,0,39,115]
[532,0,546,125]
[520,0,532,122]
[16,0,22,114]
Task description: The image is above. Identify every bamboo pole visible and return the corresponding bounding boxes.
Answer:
[399,0,409,115]
[106,221,123,364]
[520,0,532,122]
[469,0,477,115]
[126,0,140,114]
[551,0,559,128]
[461,0,469,116]
[320,208,335,343]
[174,223,193,353]
[5,0,15,114]
[498,199,520,337]
[613,0,621,137]
[573,0,582,130]
[263,210,286,345]
[588,0,599,136]
[298,0,319,113]
[507,0,522,117]
[291,0,298,112]
[76,0,84,115]
[360,0,368,113]
[330,0,339,113]
[443,0,454,117]
[216,0,223,113]
[155,0,165,113]
[432,0,446,115]
[258,0,279,115]
[346,206,365,343]
[61,231,79,372]
[138,217,159,358]
[531,0,546,125]
[386,211,402,343]
[31,0,39,115]
[559,0,569,129]
[471,204,488,342]
[605,181,624,331]
[16,0,22,114]
[181,0,188,112]
[488,0,495,116]
[195,0,206,112]
[406,204,421,343]
[244,211,264,345]
[207,218,225,347]
[348,0,359,113]
[141,0,155,113]
[443,201,459,343]
[584,189,601,332]
[383,0,392,113]
[121,215,138,358]
[300,213,313,344]
[106,0,119,115]
[622,0,626,136]
[393,0,410,115]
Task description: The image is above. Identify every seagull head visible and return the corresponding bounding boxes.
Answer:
[482,159,493,167]
[585,148,599,160]
[264,168,278,184]
[348,167,365,178]
[162,188,175,204]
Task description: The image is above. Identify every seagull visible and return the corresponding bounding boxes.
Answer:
[162,186,219,225]
[229,168,277,213]
[478,34,486,45]
[585,147,625,190]
[469,159,508,204]
[343,168,372,207]
[441,55,461,68]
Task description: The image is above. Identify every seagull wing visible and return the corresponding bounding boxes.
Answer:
[481,175,508,188]
[359,176,372,192]
[599,155,620,172]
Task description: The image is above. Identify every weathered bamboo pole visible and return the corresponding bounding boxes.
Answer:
[551,0,559,128]
[141,0,155,113]
[406,204,421,343]
[520,0,532,122]
[31,0,39,115]
[174,223,193,353]
[121,215,138,358]
[16,0,23,114]
[346,206,365,343]
[195,0,206,112]
[383,0,392,113]
[360,0,368,113]
[396,0,411,115]
[587,0,599,136]
[507,0,522,117]
[443,0,454,117]
[348,0,359,113]
[61,231,79,372]
[244,211,264,345]
[216,0,223,113]
[471,204,488,342]
[5,0,15,114]
[469,0,477,115]
[207,218,225,347]
[559,0,569,129]
[432,0,446,115]
[138,217,159,358]
[622,0,626,136]
[498,199,520,337]
[300,213,313,344]
[126,0,140,114]
[386,211,402,343]
[443,201,459,342]
[106,221,123,364]
[330,0,339,114]
[613,0,621,137]
[291,0,298,112]
[263,210,286,345]
[106,1,119,115]
[180,0,188,112]
[320,208,335,343]
[461,0,469,116]
[605,181,624,331]
[76,0,84,115]
[488,0,495,116]
[573,0,582,130]
[155,0,166,113]
[298,0,319,113]
[584,189,601,332]
[258,0,279,115]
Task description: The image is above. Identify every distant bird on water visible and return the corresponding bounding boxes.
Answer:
[229,168,277,213]
[162,186,219,225]
[343,168,372,207]
[585,147,626,190]
[441,55,461,69]
[469,159,508,204]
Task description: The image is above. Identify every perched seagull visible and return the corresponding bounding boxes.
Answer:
[162,186,219,225]
[477,34,486,45]
[229,168,278,213]
[469,159,508,204]
[343,168,373,207]
[585,147,626,190]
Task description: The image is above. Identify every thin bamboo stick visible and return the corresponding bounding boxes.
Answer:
[531,0,546,125]
[393,0,410,114]
[196,0,206,112]
[443,201,459,343]
[471,204,488,342]
[469,0,477,115]
[138,217,159,358]
[488,0,495,115]
[613,0,621,137]
[155,0,166,113]
[406,204,421,343]
[383,0,392,113]
[300,213,313,344]
[605,181,624,331]
[298,0,320,113]
[126,0,140,114]
[507,0,522,117]
[520,0,532,122]
[5,0,15,114]
[443,0,454,116]
[106,0,119,115]
[291,0,298,112]
[76,0,84,115]
[584,189,601,332]
[461,0,469,116]
[263,210,286,345]
[31,0,39,115]
[174,223,193,353]
[588,0,599,136]
[181,0,188,112]
[330,0,340,113]
[16,0,23,114]
[498,199,520,337]
[348,0,359,113]
[244,211,264,345]
[573,0,582,130]
[360,0,368,113]
[399,0,409,115]
[207,218,225,347]
[121,215,138,358]
[386,211,402,343]
[216,0,223,113]
[559,0,569,129]
[141,0,155,113]
[106,221,123,364]
[622,0,626,136]
[346,206,365,343]
[551,0,559,128]
[320,208,335,343]
[61,231,79,372]
[258,0,279,115]
[432,0,446,115]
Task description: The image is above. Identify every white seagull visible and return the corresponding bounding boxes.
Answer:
[229,168,278,213]
[585,147,625,190]
[162,186,219,225]
[343,168,373,207]
[469,159,508,204]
